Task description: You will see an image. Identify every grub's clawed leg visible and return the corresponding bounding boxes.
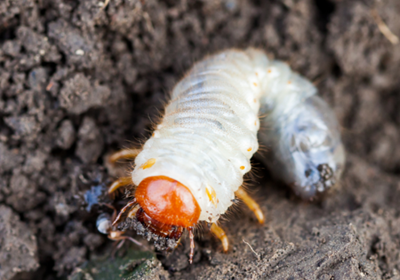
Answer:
[188,227,195,264]
[108,148,141,164]
[101,203,118,221]
[113,235,143,248]
[108,177,132,196]
[210,223,229,252]
[235,187,265,224]
[107,148,139,197]
[112,198,137,227]
[102,149,143,250]
[97,203,143,250]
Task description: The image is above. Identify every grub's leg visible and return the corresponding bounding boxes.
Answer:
[112,198,137,226]
[110,238,141,259]
[108,149,141,164]
[127,204,141,219]
[188,227,195,264]
[114,235,144,248]
[108,228,144,249]
[235,187,265,224]
[116,239,125,251]
[101,203,118,221]
[210,223,229,252]
[111,239,124,259]
[108,177,132,196]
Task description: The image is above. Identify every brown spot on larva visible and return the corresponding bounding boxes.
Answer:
[288,81,292,84]
[247,147,252,152]
[140,158,156,169]
[206,185,218,206]
[254,98,257,103]
[255,72,258,76]
[240,166,245,170]
[268,69,272,73]
[253,82,258,87]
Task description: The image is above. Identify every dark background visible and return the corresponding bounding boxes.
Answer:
[1,0,400,279]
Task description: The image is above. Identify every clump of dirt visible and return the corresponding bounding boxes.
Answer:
[119,216,181,252]
[0,205,39,280]
[1,0,400,279]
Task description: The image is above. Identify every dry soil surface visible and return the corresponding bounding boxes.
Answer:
[1,0,400,279]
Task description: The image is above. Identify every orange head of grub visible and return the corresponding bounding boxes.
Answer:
[135,176,200,228]
[114,176,200,263]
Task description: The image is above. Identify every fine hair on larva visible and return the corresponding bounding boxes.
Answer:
[104,48,345,263]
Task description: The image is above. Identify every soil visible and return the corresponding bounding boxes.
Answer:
[1,0,400,279]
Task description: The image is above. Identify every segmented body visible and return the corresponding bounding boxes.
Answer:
[131,48,345,222]
[133,49,267,223]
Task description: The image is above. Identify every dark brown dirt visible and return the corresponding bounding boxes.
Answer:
[1,0,400,279]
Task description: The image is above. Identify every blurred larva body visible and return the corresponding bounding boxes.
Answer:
[259,93,345,199]
[257,60,345,199]
[109,48,345,262]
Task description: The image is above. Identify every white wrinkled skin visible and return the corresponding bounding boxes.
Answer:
[132,48,345,222]
[257,62,345,199]
[132,49,268,222]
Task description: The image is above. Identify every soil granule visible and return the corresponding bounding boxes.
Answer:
[1,0,400,279]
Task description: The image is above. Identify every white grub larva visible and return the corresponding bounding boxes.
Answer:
[107,48,345,263]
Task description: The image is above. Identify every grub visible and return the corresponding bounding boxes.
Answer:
[1,0,400,279]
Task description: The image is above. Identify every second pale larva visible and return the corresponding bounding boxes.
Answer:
[106,48,345,263]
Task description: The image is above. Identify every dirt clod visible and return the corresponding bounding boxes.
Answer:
[76,117,104,163]
[0,205,39,280]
